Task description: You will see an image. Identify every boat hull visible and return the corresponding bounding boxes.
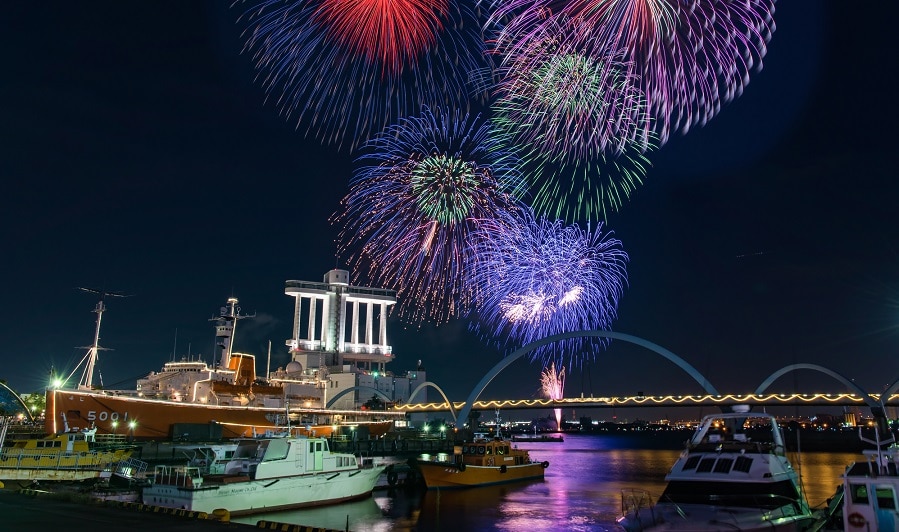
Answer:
[621,503,817,531]
[142,467,385,515]
[415,460,546,489]
[47,389,395,440]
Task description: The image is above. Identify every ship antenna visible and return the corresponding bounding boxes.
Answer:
[68,287,130,390]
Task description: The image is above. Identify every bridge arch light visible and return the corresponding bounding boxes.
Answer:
[406,381,458,421]
[454,330,719,427]
[754,363,879,410]
[326,386,393,409]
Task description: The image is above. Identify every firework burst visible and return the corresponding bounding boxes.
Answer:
[466,210,628,367]
[491,15,655,222]
[485,0,776,146]
[234,0,489,150]
[334,107,526,324]
[541,362,566,430]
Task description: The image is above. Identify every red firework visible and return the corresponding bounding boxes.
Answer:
[312,0,449,75]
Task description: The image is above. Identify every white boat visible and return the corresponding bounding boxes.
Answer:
[172,442,238,475]
[141,433,388,515]
[618,410,815,531]
[812,423,899,531]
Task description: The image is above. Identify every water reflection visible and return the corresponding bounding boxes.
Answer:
[229,435,859,531]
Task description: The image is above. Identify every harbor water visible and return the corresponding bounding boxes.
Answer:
[230,433,857,531]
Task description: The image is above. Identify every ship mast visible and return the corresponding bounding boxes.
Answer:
[73,287,128,390]
[212,297,254,370]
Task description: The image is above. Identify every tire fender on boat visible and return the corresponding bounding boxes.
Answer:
[500,465,507,473]
[458,463,466,472]
[541,461,549,469]
[847,512,866,528]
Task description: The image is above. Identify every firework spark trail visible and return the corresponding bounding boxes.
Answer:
[234,0,489,150]
[484,0,776,146]
[334,107,526,324]
[466,211,628,367]
[541,362,566,430]
[490,15,655,222]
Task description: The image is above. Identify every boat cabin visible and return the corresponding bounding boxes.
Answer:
[8,432,93,455]
[458,437,532,467]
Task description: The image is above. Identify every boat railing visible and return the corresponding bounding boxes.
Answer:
[620,488,658,528]
[152,464,201,487]
[0,449,118,470]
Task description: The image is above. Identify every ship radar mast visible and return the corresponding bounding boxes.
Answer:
[71,287,129,390]
[211,297,255,369]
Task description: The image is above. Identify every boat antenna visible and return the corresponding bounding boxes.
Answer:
[266,340,272,382]
[69,287,130,390]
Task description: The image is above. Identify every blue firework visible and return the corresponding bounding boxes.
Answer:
[466,210,628,367]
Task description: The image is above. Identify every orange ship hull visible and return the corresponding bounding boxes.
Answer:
[46,389,398,441]
[415,460,546,489]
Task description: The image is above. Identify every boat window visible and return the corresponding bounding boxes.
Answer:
[850,484,869,505]
[263,439,290,461]
[478,446,485,455]
[876,486,896,509]
[486,446,492,455]
[696,458,716,473]
[714,458,734,474]
[733,456,753,473]
[682,456,701,470]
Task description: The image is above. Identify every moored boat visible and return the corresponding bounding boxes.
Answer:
[811,420,899,531]
[511,433,564,443]
[46,271,424,441]
[141,433,388,515]
[414,432,549,489]
[0,422,132,484]
[617,409,815,531]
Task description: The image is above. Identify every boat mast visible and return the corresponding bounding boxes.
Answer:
[73,287,128,390]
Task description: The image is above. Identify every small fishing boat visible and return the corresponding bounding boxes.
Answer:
[618,409,815,531]
[0,423,133,484]
[142,433,388,515]
[414,412,548,490]
[414,434,548,489]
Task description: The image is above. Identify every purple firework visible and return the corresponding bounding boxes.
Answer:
[466,210,628,367]
[334,107,526,324]
[234,0,490,150]
[485,0,776,146]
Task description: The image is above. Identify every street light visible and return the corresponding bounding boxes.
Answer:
[111,420,118,437]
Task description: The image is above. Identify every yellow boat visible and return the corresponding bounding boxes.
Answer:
[0,427,133,483]
[414,434,548,489]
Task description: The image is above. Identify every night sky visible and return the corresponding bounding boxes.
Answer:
[2,2,897,419]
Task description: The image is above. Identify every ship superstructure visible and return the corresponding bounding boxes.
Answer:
[45,271,418,440]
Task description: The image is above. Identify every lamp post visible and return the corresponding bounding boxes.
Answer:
[111,420,118,439]
[128,420,136,442]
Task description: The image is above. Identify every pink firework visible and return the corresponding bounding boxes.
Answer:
[485,0,776,146]
[541,362,566,430]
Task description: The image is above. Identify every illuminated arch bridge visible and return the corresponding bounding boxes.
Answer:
[0,381,34,422]
[389,331,899,424]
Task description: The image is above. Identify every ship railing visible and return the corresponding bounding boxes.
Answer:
[620,488,658,529]
[0,450,117,470]
[151,464,200,487]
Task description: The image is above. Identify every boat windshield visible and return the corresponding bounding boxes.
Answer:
[660,480,801,510]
